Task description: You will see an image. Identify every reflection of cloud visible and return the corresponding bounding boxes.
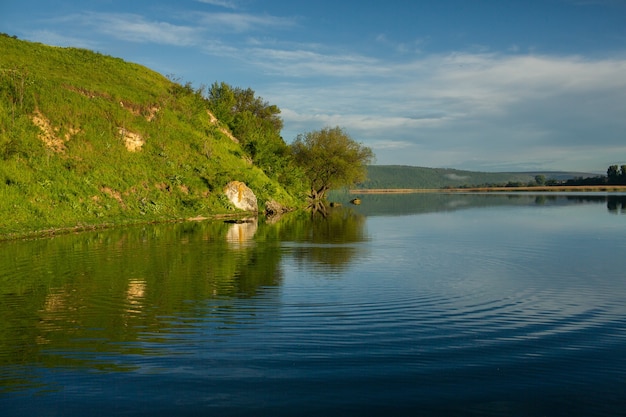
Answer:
[226,219,257,248]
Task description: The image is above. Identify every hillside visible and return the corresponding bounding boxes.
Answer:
[0,35,300,238]
[358,165,597,190]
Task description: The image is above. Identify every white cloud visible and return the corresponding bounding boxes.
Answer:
[248,48,385,77]
[261,50,626,170]
[195,12,296,32]
[370,140,414,150]
[53,12,201,46]
[41,10,297,47]
[375,33,428,54]
[195,0,239,9]
[28,6,626,171]
[24,29,101,50]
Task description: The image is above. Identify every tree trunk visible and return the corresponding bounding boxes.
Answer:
[307,186,329,216]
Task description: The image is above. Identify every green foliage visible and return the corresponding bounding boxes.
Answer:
[206,81,236,126]
[0,36,300,237]
[534,174,546,186]
[205,82,293,185]
[290,126,374,198]
[606,164,626,185]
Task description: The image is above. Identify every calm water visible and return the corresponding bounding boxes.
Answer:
[1,193,625,416]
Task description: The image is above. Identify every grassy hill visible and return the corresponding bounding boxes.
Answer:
[358,165,597,190]
[0,35,300,238]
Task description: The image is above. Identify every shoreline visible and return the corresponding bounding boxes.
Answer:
[4,186,626,240]
[0,212,254,242]
[350,185,626,194]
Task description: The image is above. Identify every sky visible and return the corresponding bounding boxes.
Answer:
[2,0,626,173]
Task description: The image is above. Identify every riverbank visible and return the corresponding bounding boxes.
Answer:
[0,212,254,242]
[351,185,626,194]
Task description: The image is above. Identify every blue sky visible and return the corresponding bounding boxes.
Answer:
[2,0,626,172]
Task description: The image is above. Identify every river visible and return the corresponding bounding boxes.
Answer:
[1,192,625,416]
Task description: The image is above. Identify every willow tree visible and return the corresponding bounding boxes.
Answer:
[290,126,374,202]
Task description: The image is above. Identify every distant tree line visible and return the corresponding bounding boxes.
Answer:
[452,166,626,189]
[605,165,626,185]
[560,165,626,186]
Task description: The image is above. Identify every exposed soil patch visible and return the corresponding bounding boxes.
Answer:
[63,84,112,100]
[32,110,80,153]
[101,186,126,208]
[118,127,144,152]
[207,110,239,143]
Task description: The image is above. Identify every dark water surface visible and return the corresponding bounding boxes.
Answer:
[1,193,625,416]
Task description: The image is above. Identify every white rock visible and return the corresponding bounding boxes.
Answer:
[223,181,258,212]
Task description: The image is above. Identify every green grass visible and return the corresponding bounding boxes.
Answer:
[0,35,301,238]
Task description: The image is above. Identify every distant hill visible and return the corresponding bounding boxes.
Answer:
[357,165,598,189]
[0,35,298,237]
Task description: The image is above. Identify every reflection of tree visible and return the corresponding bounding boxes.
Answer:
[607,196,626,214]
[276,208,368,272]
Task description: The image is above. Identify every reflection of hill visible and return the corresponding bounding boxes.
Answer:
[334,192,618,217]
[0,221,284,391]
[0,210,373,392]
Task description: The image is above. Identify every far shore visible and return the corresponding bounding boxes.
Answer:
[350,185,626,194]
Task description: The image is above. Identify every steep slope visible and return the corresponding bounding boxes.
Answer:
[0,35,298,237]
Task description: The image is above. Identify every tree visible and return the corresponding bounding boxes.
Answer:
[206,81,236,126]
[290,126,374,201]
[206,82,283,141]
[206,82,289,182]
[607,165,620,184]
[534,174,546,186]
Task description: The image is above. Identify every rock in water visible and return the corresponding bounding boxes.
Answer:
[223,181,258,212]
[264,199,290,216]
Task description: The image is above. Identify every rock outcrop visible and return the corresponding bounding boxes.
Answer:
[264,200,291,217]
[223,181,258,212]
